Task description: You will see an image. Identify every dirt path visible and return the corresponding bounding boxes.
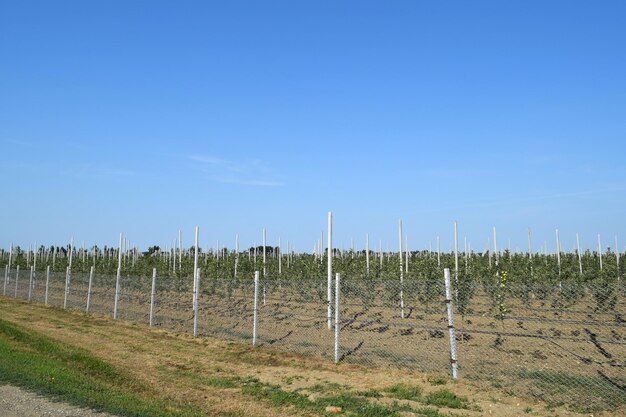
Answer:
[0,385,118,417]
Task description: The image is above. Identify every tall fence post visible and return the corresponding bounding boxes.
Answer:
[193,268,201,337]
[86,266,94,313]
[443,268,459,379]
[4,264,9,296]
[327,211,333,330]
[192,226,199,336]
[28,266,34,301]
[114,232,123,319]
[45,266,50,305]
[14,265,20,298]
[253,271,259,346]
[334,272,341,364]
[399,219,405,318]
[149,268,156,327]
[63,266,70,308]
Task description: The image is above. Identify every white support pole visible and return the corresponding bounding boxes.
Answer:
[193,226,200,286]
[86,266,94,313]
[616,236,620,281]
[28,266,34,301]
[174,238,178,273]
[14,265,20,298]
[528,228,533,260]
[278,237,282,275]
[319,231,323,264]
[8,243,12,270]
[327,212,333,330]
[444,268,459,379]
[576,233,583,275]
[262,228,267,277]
[149,268,157,327]
[45,266,50,305]
[3,264,8,296]
[253,271,259,346]
[365,234,370,276]
[492,226,498,267]
[555,229,561,275]
[399,219,405,319]
[464,236,468,270]
[598,234,603,270]
[379,239,383,268]
[193,226,199,309]
[437,236,441,267]
[114,233,123,319]
[178,230,182,267]
[334,272,341,364]
[68,237,74,271]
[193,268,200,337]
[63,266,70,308]
[454,222,460,285]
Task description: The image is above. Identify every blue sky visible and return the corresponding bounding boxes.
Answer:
[1,1,625,253]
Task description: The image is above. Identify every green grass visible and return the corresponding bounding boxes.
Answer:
[203,376,240,388]
[381,384,470,410]
[239,378,457,417]
[0,319,204,417]
[242,379,406,416]
[384,383,423,400]
[427,376,448,386]
[307,382,343,393]
[425,389,471,409]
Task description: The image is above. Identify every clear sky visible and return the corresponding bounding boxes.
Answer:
[1,1,625,253]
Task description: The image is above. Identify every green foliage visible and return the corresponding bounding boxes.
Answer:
[494,271,509,322]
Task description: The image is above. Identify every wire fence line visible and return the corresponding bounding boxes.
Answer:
[2,266,625,414]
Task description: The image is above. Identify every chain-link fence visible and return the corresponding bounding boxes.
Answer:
[2,267,624,414]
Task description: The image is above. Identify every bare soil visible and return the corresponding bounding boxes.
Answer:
[1,294,614,417]
[0,385,119,417]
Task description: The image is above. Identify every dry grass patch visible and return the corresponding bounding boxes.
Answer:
[0,297,598,417]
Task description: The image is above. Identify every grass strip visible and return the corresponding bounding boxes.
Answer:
[0,318,204,417]
[240,378,406,417]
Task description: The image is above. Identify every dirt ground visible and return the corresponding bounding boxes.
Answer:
[1,295,618,417]
[0,385,119,417]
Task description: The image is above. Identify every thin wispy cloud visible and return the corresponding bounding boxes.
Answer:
[188,154,283,187]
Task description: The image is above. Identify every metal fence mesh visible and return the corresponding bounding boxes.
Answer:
[2,268,624,413]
